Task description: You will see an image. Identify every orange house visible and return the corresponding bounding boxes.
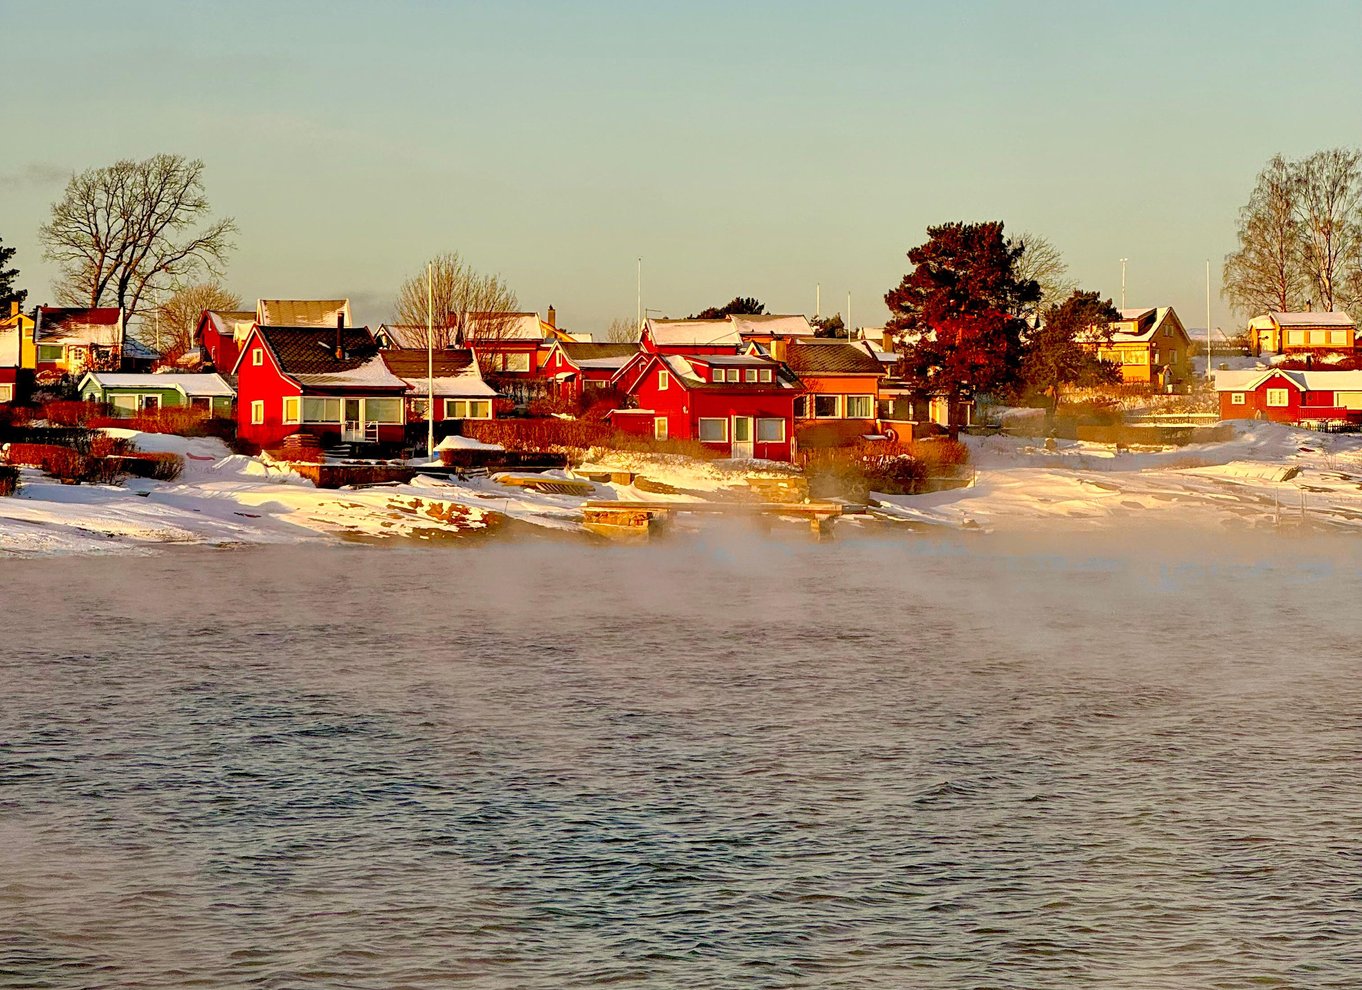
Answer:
[782,338,887,443]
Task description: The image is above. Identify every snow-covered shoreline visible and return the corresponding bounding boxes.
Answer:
[3,422,1362,557]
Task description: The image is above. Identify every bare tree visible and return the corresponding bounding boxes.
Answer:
[39,155,236,325]
[142,279,242,358]
[602,317,640,343]
[1293,148,1362,312]
[395,252,519,349]
[1011,232,1076,314]
[1223,154,1306,316]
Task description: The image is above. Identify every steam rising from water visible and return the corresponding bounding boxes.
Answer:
[2,532,1360,987]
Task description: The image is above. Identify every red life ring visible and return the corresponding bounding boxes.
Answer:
[884,427,899,442]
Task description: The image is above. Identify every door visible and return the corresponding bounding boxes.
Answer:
[343,398,363,441]
[732,416,754,458]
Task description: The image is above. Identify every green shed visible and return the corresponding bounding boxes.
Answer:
[78,372,236,418]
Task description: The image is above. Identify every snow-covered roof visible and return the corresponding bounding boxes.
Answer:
[1213,368,1362,392]
[249,326,408,389]
[730,314,816,338]
[462,312,547,341]
[80,372,236,397]
[37,307,122,346]
[380,348,497,398]
[1270,311,1356,328]
[257,299,352,328]
[0,327,19,365]
[646,318,742,348]
[199,310,258,345]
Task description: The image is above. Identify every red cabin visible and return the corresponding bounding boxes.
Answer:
[1214,368,1362,424]
[232,323,409,449]
[611,352,802,461]
[540,341,640,403]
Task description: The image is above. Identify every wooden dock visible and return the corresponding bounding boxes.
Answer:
[581,499,865,541]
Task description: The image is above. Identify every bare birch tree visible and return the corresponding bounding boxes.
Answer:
[1222,154,1306,316]
[144,279,242,358]
[1293,147,1362,312]
[395,252,519,349]
[39,155,236,325]
[602,316,641,343]
[1011,232,1076,314]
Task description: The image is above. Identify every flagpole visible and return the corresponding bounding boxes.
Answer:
[427,262,435,459]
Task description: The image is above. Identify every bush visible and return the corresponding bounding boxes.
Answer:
[3,441,136,485]
[118,452,185,481]
[800,439,968,500]
[40,400,106,427]
[0,465,19,496]
[464,418,615,453]
[87,406,227,437]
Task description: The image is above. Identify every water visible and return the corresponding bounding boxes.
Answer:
[2,531,1361,988]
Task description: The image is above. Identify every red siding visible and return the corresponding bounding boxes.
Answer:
[233,331,304,447]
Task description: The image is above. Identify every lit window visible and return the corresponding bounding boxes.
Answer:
[282,397,300,424]
[250,400,264,424]
[659,370,669,390]
[654,417,668,441]
[698,418,727,442]
[757,418,785,442]
[1230,392,1246,405]
[252,348,263,366]
[759,368,773,383]
[1266,388,1290,407]
[846,395,873,418]
[444,399,492,419]
[813,394,840,418]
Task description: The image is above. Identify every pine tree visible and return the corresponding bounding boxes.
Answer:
[1021,290,1121,431]
[0,235,26,312]
[884,222,1040,438]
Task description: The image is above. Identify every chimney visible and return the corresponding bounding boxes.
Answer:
[547,305,556,329]
[335,311,345,359]
[770,337,788,362]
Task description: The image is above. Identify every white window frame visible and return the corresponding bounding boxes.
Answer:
[658,369,669,390]
[813,394,841,418]
[654,417,668,441]
[363,397,404,425]
[845,394,874,418]
[37,343,64,363]
[282,396,301,424]
[744,368,758,383]
[250,400,265,425]
[1230,392,1246,405]
[0,384,13,403]
[444,398,493,420]
[252,348,264,366]
[303,396,342,424]
[756,417,785,443]
[697,417,727,442]
[501,352,531,373]
[1266,388,1290,408]
[758,368,773,383]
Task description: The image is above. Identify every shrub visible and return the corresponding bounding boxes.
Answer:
[40,400,105,427]
[464,418,616,453]
[3,443,74,469]
[0,465,19,496]
[87,406,223,437]
[119,452,185,481]
[800,439,968,500]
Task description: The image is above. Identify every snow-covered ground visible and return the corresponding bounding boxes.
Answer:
[4,422,1362,555]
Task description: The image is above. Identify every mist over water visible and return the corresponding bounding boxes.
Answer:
[2,532,1361,988]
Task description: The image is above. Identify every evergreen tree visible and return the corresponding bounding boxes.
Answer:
[884,221,1039,438]
[1021,290,1121,431]
[691,296,765,319]
[0,235,26,312]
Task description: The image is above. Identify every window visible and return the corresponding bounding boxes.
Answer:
[111,394,138,416]
[1123,350,1145,364]
[845,395,873,418]
[758,368,773,383]
[698,417,727,442]
[250,400,264,425]
[1266,388,1289,407]
[659,370,669,390]
[1230,392,1246,405]
[38,344,62,362]
[282,397,300,424]
[744,368,758,383]
[500,353,531,373]
[813,394,840,418]
[252,348,264,366]
[654,417,668,441]
[303,397,341,423]
[444,399,492,419]
[140,394,161,411]
[1337,392,1362,410]
[0,384,12,403]
[364,397,403,424]
[757,418,785,442]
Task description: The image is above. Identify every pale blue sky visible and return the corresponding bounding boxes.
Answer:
[4,0,1360,334]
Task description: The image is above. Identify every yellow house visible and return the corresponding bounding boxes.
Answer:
[1,301,36,370]
[1088,307,1192,387]
[1247,311,1356,356]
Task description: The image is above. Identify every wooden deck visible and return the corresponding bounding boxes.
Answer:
[581,499,865,541]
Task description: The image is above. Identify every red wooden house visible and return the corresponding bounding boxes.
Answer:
[195,309,258,370]
[640,318,744,356]
[1213,368,1362,424]
[231,322,409,448]
[610,352,802,461]
[539,341,640,403]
